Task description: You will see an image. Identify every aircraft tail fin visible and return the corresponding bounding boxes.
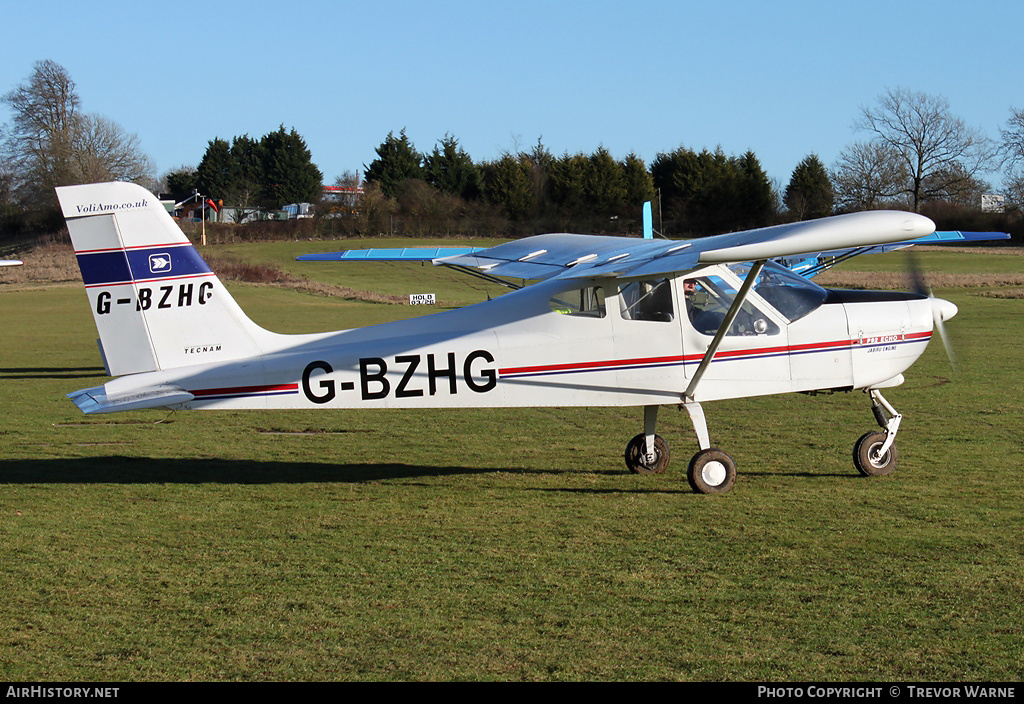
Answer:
[57,182,273,376]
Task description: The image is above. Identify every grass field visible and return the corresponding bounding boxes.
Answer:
[0,242,1022,681]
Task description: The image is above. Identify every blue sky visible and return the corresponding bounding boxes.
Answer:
[1,0,1020,190]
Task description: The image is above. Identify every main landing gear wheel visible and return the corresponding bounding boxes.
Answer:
[853,431,898,477]
[687,448,737,494]
[624,433,670,474]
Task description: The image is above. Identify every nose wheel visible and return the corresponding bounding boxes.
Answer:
[853,389,901,477]
[853,431,898,476]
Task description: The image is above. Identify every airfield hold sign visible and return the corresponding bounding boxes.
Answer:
[409,293,436,305]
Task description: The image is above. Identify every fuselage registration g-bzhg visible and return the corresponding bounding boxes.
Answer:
[58,181,992,494]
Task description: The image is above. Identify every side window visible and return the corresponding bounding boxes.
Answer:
[550,286,606,318]
[683,276,779,336]
[619,278,674,322]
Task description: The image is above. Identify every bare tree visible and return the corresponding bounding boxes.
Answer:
[1,60,80,201]
[844,87,995,211]
[1000,107,1024,206]
[920,162,989,207]
[71,113,154,185]
[832,141,906,211]
[1000,107,1024,168]
[2,60,154,212]
[0,162,18,224]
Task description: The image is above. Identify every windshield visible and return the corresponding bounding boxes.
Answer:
[727,261,827,323]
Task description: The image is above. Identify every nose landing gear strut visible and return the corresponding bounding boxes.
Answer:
[853,388,901,477]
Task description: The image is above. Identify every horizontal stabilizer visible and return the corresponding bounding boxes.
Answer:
[67,385,194,414]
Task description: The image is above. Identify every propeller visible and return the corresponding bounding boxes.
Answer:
[907,250,958,370]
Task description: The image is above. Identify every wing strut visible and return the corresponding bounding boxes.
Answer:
[442,264,524,290]
[683,259,767,401]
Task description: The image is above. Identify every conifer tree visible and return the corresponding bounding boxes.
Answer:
[424,134,480,200]
[364,129,423,198]
[259,125,322,208]
[785,154,834,220]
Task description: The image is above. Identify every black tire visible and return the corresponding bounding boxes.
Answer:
[687,448,736,494]
[624,433,670,474]
[853,431,898,477]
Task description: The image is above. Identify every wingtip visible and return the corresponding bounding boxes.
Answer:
[903,212,936,236]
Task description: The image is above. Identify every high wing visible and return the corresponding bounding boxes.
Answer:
[1,260,23,267]
[777,229,1011,277]
[300,216,1008,283]
[434,211,935,281]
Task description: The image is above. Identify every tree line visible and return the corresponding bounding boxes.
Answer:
[3,60,1023,241]
[330,131,777,237]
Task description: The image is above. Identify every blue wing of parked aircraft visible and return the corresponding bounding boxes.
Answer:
[297,246,485,262]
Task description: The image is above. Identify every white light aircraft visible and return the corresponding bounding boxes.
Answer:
[58,181,1003,493]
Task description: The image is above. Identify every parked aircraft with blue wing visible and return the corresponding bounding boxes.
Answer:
[57,182,1007,493]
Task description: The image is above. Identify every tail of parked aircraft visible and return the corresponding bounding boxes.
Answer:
[57,182,275,376]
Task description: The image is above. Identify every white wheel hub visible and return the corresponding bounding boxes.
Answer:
[702,460,727,487]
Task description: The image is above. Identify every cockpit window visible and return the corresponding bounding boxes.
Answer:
[683,275,779,336]
[726,261,827,323]
[619,278,674,322]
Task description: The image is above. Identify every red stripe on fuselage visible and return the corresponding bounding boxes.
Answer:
[191,383,299,398]
[498,333,931,377]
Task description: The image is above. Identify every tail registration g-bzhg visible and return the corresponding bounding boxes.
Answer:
[58,181,985,493]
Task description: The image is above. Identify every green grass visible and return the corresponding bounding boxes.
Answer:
[211,237,511,308]
[0,247,1022,681]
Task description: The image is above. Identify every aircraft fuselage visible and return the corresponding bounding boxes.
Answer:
[92,267,937,413]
